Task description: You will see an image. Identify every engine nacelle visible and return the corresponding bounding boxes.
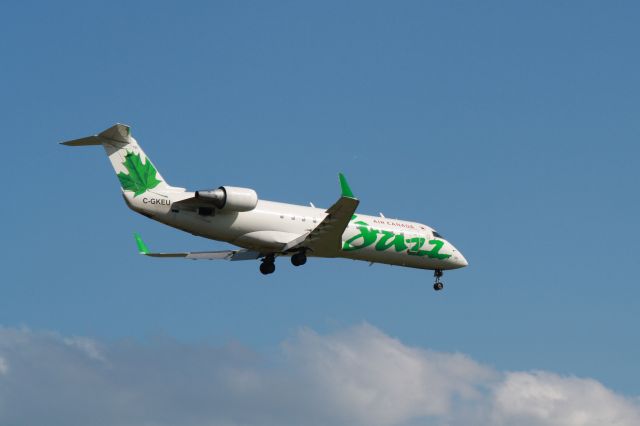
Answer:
[195,186,258,212]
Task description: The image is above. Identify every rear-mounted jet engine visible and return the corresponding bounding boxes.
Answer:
[195,186,258,212]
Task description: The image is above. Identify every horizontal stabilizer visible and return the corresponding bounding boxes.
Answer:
[98,123,132,144]
[60,136,101,146]
[60,124,133,146]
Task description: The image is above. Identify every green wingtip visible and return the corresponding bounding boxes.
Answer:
[134,233,149,254]
[339,173,355,198]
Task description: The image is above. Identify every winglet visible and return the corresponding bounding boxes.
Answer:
[339,173,355,198]
[134,233,149,255]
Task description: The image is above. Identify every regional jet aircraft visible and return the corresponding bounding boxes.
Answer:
[62,124,467,290]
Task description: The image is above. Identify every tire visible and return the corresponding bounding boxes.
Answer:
[260,261,275,275]
[291,253,307,266]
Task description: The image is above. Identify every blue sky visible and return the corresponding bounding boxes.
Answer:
[1,1,639,424]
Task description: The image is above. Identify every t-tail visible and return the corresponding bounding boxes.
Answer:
[61,123,179,197]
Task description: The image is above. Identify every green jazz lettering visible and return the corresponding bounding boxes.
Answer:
[406,237,427,255]
[342,217,451,259]
[376,230,408,252]
[342,221,379,251]
[423,239,451,260]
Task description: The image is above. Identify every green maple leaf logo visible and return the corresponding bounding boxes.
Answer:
[117,151,161,197]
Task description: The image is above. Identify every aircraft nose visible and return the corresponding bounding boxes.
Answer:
[455,252,469,268]
[448,243,468,269]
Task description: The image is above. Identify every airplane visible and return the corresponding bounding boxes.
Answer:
[62,124,468,291]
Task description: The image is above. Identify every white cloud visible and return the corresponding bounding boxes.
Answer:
[0,324,637,426]
[63,336,107,363]
[283,324,495,425]
[492,371,640,426]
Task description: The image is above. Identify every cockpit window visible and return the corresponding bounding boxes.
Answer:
[433,231,443,238]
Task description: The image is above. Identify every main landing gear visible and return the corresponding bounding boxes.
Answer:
[291,252,307,267]
[259,254,276,275]
[259,252,308,275]
[433,269,444,291]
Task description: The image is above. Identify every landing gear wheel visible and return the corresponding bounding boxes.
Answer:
[260,255,276,275]
[433,269,444,291]
[260,261,275,275]
[291,252,307,266]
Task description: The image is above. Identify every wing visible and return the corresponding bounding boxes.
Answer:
[284,173,359,257]
[134,233,261,261]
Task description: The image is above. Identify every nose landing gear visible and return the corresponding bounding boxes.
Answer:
[433,269,444,291]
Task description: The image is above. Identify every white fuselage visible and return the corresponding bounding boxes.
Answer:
[125,190,468,271]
